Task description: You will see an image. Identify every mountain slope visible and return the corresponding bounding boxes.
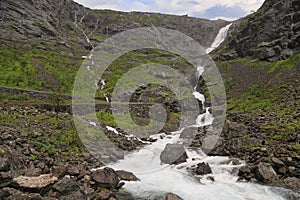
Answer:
[217,0,300,61]
[0,0,228,93]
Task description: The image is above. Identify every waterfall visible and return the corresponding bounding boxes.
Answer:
[206,23,232,54]
[96,25,299,200]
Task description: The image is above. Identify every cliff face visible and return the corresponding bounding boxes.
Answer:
[218,0,300,61]
[0,0,229,54]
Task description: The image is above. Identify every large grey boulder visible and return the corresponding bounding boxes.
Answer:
[160,144,188,165]
[92,167,121,189]
[255,162,278,183]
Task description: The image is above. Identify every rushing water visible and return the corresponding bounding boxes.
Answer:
[100,24,300,199]
[206,23,232,54]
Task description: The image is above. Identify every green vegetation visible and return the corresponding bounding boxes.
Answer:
[0,48,81,93]
[227,84,282,112]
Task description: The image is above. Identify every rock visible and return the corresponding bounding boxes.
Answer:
[255,162,278,183]
[52,176,80,194]
[60,190,87,200]
[192,162,212,176]
[24,168,42,176]
[284,177,300,190]
[92,167,121,189]
[220,158,241,166]
[115,170,140,181]
[13,174,58,191]
[271,157,284,166]
[0,158,10,172]
[179,127,198,139]
[0,172,13,188]
[67,165,80,176]
[0,187,44,200]
[164,193,183,200]
[160,144,188,165]
[94,188,115,200]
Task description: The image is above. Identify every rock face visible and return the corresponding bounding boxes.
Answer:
[160,144,188,165]
[218,0,300,61]
[0,0,229,54]
[255,162,278,183]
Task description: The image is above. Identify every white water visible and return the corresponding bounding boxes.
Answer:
[99,24,299,199]
[206,23,232,53]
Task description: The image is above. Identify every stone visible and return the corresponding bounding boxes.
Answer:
[0,172,13,188]
[52,176,80,195]
[115,170,140,181]
[271,157,284,166]
[60,190,87,200]
[192,162,212,176]
[94,188,115,200]
[255,162,278,183]
[179,127,198,139]
[164,193,183,200]
[92,167,121,189]
[284,177,300,190]
[24,168,42,176]
[160,144,188,165]
[0,187,43,200]
[67,165,80,176]
[0,158,10,172]
[13,174,58,193]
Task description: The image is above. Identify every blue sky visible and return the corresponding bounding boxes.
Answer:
[73,0,265,20]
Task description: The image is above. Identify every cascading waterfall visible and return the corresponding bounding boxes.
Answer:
[101,24,299,200]
[206,23,232,54]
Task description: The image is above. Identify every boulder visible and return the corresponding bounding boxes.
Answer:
[284,177,300,190]
[164,193,183,200]
[92,167,121,189]
[255,162,278,183]
[13,174,58,191]
[160,144,188,165]
[192,162,212,176]
[179,127,198,139]
[52,176,80,195]
[115,170,140,181]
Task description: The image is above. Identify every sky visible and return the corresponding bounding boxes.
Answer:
[73,0,265,20]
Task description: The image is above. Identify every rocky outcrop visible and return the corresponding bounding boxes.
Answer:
[217,0,300,61]
[160,144,188,165]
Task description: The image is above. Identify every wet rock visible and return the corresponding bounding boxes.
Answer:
[179,127,198,139]
[160,144,188,165]
[13,174,58,192]
[255,162,278,183]
[92,167,121,189]
[192,162,212,176]
[116,170,140,181]
[164,193,183,200]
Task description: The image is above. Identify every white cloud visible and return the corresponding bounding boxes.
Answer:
[73,0,265,19]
